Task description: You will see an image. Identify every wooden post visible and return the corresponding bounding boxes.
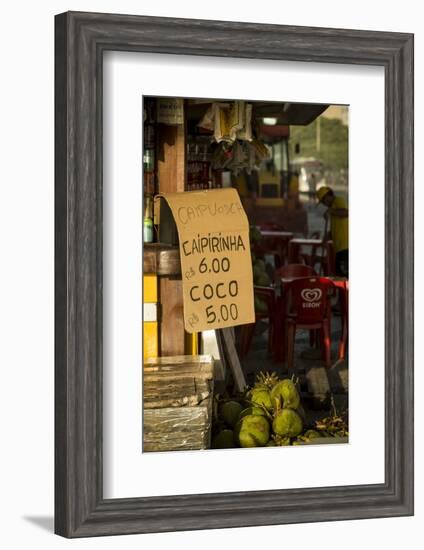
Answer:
[157,123,186,194]
[156,118,186,356]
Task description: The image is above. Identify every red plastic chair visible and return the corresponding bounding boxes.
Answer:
[268,265,317,360]
[238,286,277,359]
[283,277,335,370]
[338,279,349,360]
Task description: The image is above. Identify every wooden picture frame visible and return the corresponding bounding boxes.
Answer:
[55,11,414,537]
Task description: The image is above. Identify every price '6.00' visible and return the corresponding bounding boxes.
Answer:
[198,256,230,274]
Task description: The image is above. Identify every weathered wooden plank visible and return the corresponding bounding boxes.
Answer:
[144,383,197,401]
[143,376,211,390]
[144,380,211,394]
[144,365,214,378]
[144,434,208,452]
[144,397,211,409]
[144,354,214,378]
[145,354,213,366]
[143,356,214,409]
[144,406,209,430]
[305,366,331,409]
[144,403,212,451]
[144,380,212,409]
[144,377,210,395]
[306,366,331,394]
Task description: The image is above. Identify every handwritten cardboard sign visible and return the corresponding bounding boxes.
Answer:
[159,188,255,333]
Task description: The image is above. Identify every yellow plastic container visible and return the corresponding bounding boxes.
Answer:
[143,274,158,360]
[143,273,198,358]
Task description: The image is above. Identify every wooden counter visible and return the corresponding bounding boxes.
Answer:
[143,243,181,276]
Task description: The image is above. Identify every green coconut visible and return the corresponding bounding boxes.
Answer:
[254,296,268,314]
[237,415,270,448]
[212,429,235,449]
[255,272,271,286]
[220,401,243,428]
[239,406,267,421]
[249,388,273,411]
[255,371,280,390]
[273,408,303,438]
[271,379,300,410]
[252,382,269,392]
[253,264,263,282]
[250,226,262,244]
[304,429,321,440]
[254,258,266,271]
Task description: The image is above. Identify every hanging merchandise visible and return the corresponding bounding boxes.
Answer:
[235,102,253,141]
[198,101,253,143]
[211,139,271,175]
[197,100,269,174]
[215,100,244,142]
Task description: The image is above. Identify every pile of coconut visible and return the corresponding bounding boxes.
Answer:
[212,372,348,448]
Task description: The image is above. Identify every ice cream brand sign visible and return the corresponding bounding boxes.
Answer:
[301,288,322,308]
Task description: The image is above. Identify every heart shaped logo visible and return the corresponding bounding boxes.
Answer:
[301,288,322,302]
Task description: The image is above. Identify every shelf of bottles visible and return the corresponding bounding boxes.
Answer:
[186,135,224,191]
[143,98,156,243]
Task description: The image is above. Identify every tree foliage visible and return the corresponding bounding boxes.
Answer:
[289,117,348,171]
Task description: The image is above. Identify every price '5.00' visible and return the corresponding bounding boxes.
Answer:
[205,302,238,324]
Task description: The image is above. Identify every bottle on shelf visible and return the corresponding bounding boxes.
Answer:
[144,122,155,149]
[143,195,154,243]
[143,148,155,172]
[186,137,212,191]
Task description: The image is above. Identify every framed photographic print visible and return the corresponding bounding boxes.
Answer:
[55,11,414,537]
